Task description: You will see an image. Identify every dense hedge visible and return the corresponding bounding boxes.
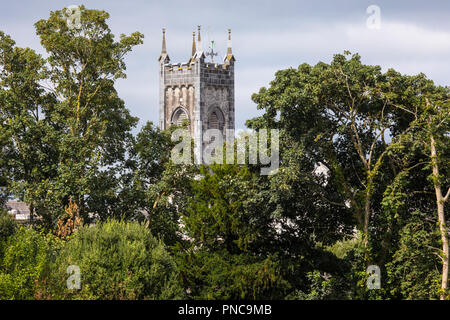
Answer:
[0,220,185,300]
[0,227,56,299]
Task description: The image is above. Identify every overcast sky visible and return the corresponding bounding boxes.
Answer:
[1,0,449,130]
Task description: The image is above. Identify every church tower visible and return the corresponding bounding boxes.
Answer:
[158,26,235,163]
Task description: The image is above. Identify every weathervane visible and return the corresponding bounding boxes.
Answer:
[206,40,218,63]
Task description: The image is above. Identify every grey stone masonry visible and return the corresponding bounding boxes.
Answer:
[158,28,235,163]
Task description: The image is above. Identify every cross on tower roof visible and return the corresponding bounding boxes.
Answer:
[205,40,218,63]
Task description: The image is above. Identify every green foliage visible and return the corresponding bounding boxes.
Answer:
[246,51,450,299]
[246,52,445,256]
[1,6,143,228]
[46,220,185,300]
[285,270,347,300]
[177,164,291,299]
[380,91,449,299]
[0,30,58,226]
[178,249,288,300]
[0,227,57,299]
[327,237,360,260]
[0,210,17,262]
[177,164,351,299]
[1,4,448,299]
[386,211,442,299]
[183,164,273,253]
[119,122,198,245]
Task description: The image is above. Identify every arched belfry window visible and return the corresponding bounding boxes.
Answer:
[209,112,219,129]
[171,107,189,126]
[208,108,224,131]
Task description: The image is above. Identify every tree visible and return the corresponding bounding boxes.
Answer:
[177,164,290,299]
[0,6,143,227]
[177,162,350,299]
[183,165,272,253]
[385,210,441,299]
[246,52,431,262]
[111,122,198,245]
[425,97,450,299]
[386,87,449,299]
[0,31,58,223]
[176,165,287,299]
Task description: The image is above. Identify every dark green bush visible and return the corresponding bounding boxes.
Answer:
[178,249,289,300]
[47,219,185,300]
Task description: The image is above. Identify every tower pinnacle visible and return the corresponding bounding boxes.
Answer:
[197,25,203,54]
[192,32,196,57]
[225,29,235,63]
[227,29,232,54]
[162,28,167,54]
[158,28,170,63]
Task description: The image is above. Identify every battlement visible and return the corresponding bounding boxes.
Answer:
[163,61,233,71]
[162,60,234,88]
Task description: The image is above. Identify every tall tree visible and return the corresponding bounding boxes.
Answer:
[33,6,142,223]
[121,122,198,244]
[177,164,290,299]
[387,87,449,299]
[0,31,58,221]
[247,52,425,262]
[1,6,143,227]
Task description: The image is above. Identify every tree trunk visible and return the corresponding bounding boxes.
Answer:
[363,176,374,250]
[363,194,371,249]
[430,134,449,300]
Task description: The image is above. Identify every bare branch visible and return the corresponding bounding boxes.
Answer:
[444,188,450,203]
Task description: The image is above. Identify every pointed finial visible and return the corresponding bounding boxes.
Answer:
[192,32,196,57]
[162,28,167,54]
[227,29,232,55]
[196,25,203,54]
[224,28,235,63]
[158,28,170,63]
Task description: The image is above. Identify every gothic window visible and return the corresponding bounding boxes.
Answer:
[171,107,189,126]
[208,109,224,131]
[209,112,219,129]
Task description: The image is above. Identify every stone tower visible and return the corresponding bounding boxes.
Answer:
[158,26,235,163]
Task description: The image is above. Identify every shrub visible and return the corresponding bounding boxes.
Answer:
[47,219,185,300]
[0,227,55,300]
[0,209,17,262]
[178,249,289,300]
